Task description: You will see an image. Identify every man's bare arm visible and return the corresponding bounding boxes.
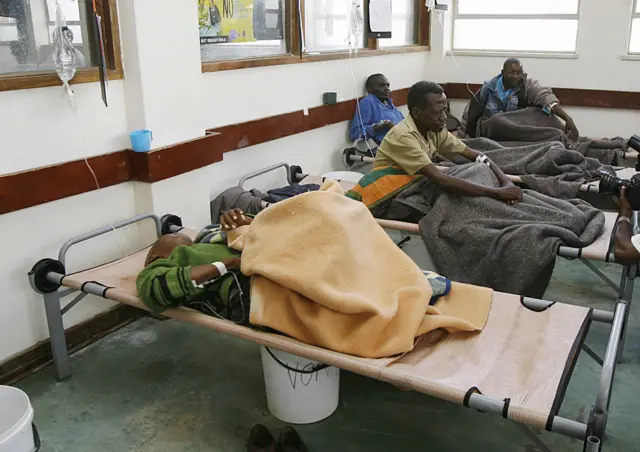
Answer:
[613,221,640,265]
[614,187,640,265]
[551,104,580,141]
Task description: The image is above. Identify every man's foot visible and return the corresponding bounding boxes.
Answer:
[247,424,277,452]
[278,426,309,452]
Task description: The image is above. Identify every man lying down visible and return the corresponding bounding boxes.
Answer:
[136,211,251,323]
[136,187,492,359]
[347,81,605,298]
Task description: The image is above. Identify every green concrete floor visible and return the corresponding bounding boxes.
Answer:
[15,258,640,452]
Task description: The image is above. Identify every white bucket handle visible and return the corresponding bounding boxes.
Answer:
[32,424,41,452]
[264,347,329,375]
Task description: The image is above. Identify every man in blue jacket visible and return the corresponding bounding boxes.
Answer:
[349,74,405,146]
[461,58,579,140]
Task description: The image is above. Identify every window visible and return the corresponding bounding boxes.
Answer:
[201,0,430,71]
[630,0,640,54]
[452,0,580,54]
[304,0,364,52]
[379,0,418,48]
[0,0,122,91]
[199,0,288,62]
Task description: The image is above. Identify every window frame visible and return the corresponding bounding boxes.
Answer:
[202,0,430,73]
[0,0,123,92]
[450,0,581,57]
[628,0,640,55]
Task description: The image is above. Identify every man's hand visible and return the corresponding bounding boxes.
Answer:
[491,186,523,205]
[220,209,252,230]
[619,186,633,218]
[565,120,580,141]
[373,120,394,132]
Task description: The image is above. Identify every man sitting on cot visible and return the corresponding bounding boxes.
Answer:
[349,73,405,146]
[348,81,522,215]
[460,58,579,141]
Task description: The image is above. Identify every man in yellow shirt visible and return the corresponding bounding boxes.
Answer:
[375,81,523,203]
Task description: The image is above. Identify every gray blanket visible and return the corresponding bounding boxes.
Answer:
[463,107,627,165]
[457,137,613,199]
[392,163,605,297]
[209,186,265,222]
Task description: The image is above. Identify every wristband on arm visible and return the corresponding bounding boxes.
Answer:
[618,216,632,226]
[475,155,490,166]
[543,101,559,116]
[192,261,228,289]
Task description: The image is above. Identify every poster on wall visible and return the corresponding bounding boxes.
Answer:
[198,0,284,45]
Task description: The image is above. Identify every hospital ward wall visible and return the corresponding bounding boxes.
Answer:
[0,79,138,365]
[430,0,640,138]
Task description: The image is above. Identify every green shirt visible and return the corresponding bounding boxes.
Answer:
[136,243,239,313]
[374,115,466,175]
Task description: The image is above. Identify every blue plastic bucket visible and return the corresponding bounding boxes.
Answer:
[129,129,153,152]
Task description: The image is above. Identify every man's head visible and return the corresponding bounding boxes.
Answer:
[366,74,391,101]
[501,58,524,90]
[407,81,447,133]
[144,233,193,267]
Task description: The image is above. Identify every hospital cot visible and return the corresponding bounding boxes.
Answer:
[342,148,638,196]
[239,162,638,364]
[28,212,625,452]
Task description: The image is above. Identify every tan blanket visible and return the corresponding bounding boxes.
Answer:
[231,181,493,358]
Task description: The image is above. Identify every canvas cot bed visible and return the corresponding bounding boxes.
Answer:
[29,209,626,451]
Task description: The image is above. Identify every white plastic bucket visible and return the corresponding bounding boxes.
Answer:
[260,346,339,424]
[0,386,37,452]
[321,171,363,184]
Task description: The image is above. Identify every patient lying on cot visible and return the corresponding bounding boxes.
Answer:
[137,200,468,357]
[137,207,453,319]
[136,210,253,322]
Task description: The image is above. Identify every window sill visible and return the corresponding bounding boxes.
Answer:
[620,54,640,61]
[0,67,124,93]
[202,54,302,72]
[304,45,430,61]
[201,46,430,72]
[447,50,579,60]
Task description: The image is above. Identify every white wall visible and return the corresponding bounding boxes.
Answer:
[0,183,143,362]
[427,0,640,138]
[0,40,131,363]
[0,81,128,176]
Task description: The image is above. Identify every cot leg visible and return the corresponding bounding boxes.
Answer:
[616,264,636,363]
[581,260,620,295]
[43,292,71,380]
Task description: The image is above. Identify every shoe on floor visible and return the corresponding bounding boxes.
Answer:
[247,424,277,452]
[278,426,309,452]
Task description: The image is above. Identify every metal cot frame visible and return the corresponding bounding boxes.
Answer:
[27,210,625,452]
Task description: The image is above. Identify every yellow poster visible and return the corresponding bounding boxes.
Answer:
[198,0,256,44]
